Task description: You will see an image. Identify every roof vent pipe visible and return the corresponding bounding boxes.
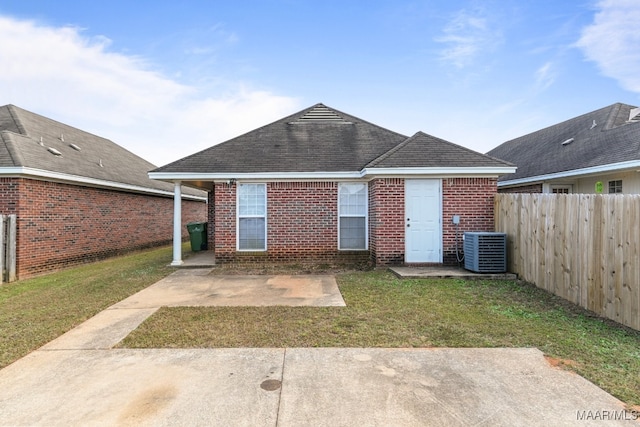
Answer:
[47,147,62,156]
[590,120,597,129]
[99,159,104,167]
[60,134,64,142]
[39,137,44,146]
[561,138,574,146]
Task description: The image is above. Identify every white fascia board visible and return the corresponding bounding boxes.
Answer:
[363,166,516,177]
[149,167,516,182]
[1,167,206,201]
[149,171,364,181]
[497,160,640,187]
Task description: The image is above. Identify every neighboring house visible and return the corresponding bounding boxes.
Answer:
[0,105,207,279]
[150,103,514,267]
[487,103,640,194]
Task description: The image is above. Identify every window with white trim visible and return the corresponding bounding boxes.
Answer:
[608,180,622,194]
[338,183,367,250]
[237,183,266,250]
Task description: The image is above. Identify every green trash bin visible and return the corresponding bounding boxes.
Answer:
[186,222,208,252]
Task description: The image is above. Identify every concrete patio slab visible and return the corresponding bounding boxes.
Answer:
[0,347,635,426]
[112,269,345,308]
[279,348,635,426]
[390,266,517,280]
[0,348,283,426]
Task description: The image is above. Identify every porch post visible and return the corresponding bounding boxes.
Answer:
[171,181,183,266]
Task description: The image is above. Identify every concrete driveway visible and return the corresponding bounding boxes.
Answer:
[0,269,636,426]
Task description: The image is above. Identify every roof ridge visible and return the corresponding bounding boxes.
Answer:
[603,103,624,130]
[366,133,415,168]
[325,104,409,140]
[0,131,26,167]
[369,131,514,169]
[6,105,27,135]
[6,104,120,143]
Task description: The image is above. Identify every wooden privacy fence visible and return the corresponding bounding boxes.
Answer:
[495,193,640,331]
[1,214,17,284]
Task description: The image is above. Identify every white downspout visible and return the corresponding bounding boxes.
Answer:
[171,181,183,266]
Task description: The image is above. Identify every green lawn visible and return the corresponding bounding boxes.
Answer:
[0,245,175,369]
[1,252,639,408]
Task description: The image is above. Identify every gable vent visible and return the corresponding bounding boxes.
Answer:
[291,105,352,124]
[629,107,640,122]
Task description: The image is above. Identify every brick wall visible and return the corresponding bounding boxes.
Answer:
[369,178,405,265]
[209,178,498,266]
[442,178,497,264]
[0,177,206,279]
[213,181,369,265]
[498,183,543,193]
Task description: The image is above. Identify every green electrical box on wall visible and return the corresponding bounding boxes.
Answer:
[595,181,603,193]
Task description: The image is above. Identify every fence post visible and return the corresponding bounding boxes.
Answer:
[7,215,16,282]
[0,214,4,284]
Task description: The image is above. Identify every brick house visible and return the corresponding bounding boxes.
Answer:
[487,103,640,194]
[150,104,515,267]
[0,105,207,279]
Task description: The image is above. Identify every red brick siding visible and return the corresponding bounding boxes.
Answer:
[0,177,206,279]
[209,178,498,266]
[442,178,497,264]
[498,183,543,193]
[369,178,405,265]
[212,182,235,259]
[0,178,19,214]
[213,181,369,264]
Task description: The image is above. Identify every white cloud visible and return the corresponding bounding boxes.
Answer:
[435,7,503,69]
[576,0,640,93]
[534,62,556,91]
[0,16,299,166]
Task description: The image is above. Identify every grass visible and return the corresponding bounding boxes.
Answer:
[2,253,639,408]
[119,270,640,408]
[0,245,175,369]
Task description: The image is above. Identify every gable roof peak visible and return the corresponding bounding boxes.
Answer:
[289,103,352,124]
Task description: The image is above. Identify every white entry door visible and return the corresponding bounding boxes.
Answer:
[405,179,441,263]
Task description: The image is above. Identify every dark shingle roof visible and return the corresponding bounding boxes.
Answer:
[154,103,509,174]
[0,105,203,196]
[487,103,640,182]
[154,103,408,173]
[367,131,513,169]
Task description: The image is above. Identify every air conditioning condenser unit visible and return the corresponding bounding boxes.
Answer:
[463,232,506,273]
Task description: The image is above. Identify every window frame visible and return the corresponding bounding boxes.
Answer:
[550,185,572,194]
[608,180,623,194]
[236,183,267,251]
[337,182,368,251]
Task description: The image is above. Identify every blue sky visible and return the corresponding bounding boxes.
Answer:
[0,0,638,166]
